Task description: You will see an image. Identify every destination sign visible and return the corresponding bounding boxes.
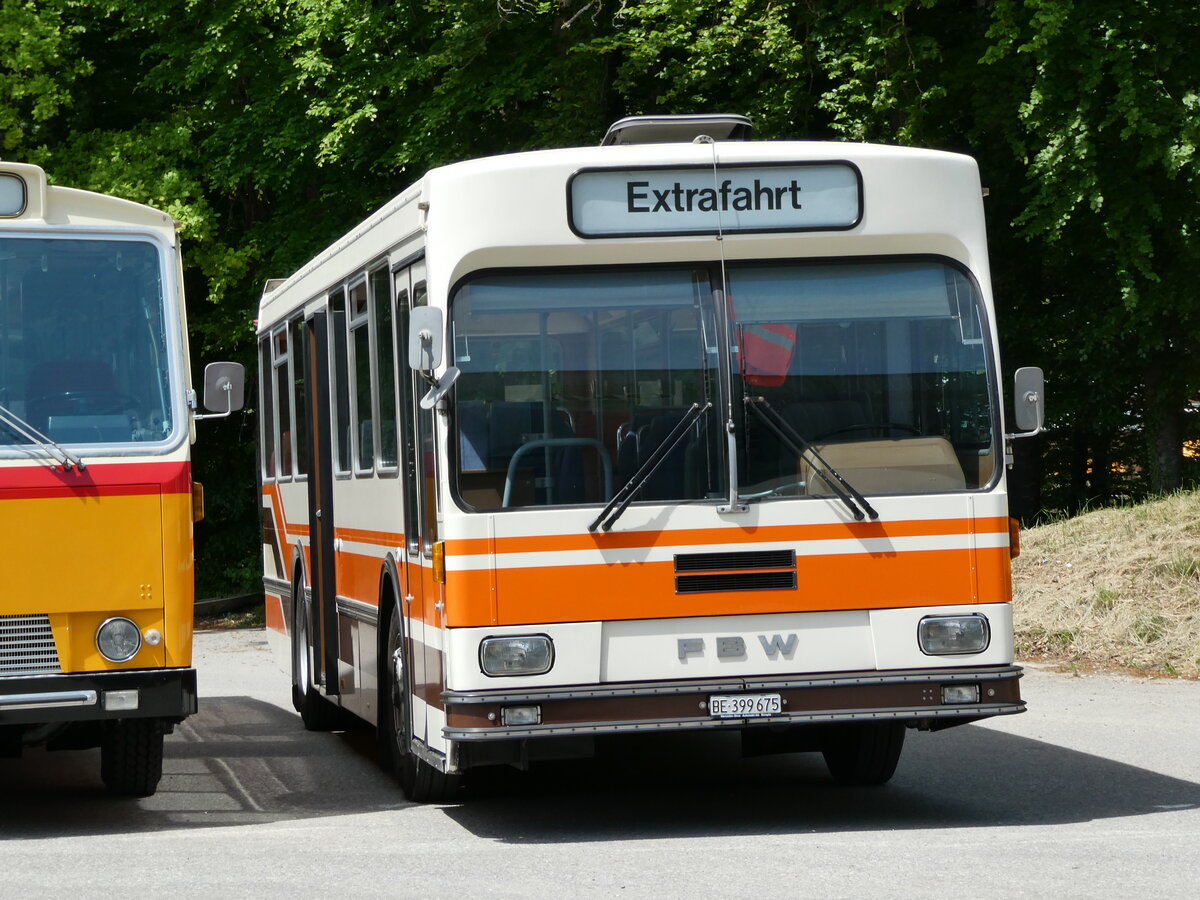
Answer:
[568,163,861,238]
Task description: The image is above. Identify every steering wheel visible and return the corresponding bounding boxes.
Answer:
[816,422,922,441]
[742,479,808,500]
[31,390,140,418]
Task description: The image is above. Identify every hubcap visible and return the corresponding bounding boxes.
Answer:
[390,622,407,748]
[296,598,309,692]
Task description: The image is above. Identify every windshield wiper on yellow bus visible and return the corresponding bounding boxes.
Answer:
[743,395,877,521]
[0,402,85,470]
[588,401,712,533]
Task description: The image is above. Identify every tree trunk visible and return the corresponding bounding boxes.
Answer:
[1144,363,1184,493]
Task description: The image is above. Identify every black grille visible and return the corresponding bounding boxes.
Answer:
[675,571,797,594]
[0,613,61,675]
[674,549,796,572]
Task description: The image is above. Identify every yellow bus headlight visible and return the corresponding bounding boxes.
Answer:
[96,617,142,662]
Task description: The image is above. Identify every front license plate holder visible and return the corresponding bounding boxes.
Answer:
[708,692,782,719]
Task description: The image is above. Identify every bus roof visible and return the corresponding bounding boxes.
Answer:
[258,138,989,331]
[0,161,178,237]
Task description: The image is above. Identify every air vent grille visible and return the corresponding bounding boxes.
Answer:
[675,571,797,594]
[674,549,796,572]
[0,613,61,675]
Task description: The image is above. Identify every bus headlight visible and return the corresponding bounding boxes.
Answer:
[479,635,553,676]
[96,617,142,662]
[918,614,990,656]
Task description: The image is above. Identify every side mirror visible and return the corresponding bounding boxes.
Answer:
[409,306,443,371]
[196,361,245,420]
[1011,366,1044,436]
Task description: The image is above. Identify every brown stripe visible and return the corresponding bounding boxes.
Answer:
[445,670,1022,732]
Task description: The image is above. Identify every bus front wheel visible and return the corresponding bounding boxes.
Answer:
[381,606,460,803]
[100,719,164,797]
[821,721,906,786]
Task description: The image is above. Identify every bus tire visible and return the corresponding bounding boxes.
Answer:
[821,721,906,786]
[292,587,341,731]
[381,605,460,803]
[100,719,163,797]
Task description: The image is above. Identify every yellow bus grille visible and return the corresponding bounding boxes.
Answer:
[0,614,62,675]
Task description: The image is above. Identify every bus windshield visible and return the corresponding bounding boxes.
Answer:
[449,259,995,510]
[728,261,996,500]
[0,237,174,448]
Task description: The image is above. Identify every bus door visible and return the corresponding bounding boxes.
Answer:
[396,261,438,743]
[304,311,340,698]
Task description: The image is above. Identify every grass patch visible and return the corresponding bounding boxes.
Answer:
[1013,490,1200,678]
[1091,588,1119,613]
[197,603,266,631]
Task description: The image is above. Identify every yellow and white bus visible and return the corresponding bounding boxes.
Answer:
[0,162,242,796]
[258,115,1044,801]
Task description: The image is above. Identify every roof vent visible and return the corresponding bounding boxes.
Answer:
[601,114,754,147]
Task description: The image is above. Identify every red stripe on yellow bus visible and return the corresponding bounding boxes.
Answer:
[444,545,1010,627]
[445,516,1010,558]
[0,460,191,497]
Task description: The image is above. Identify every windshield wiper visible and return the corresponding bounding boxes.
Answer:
[0,402,85,470]
[743,396,877,521]
[589,401,711,532]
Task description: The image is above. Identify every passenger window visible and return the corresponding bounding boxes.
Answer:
[290,316,309,477]
[259,338,274,481]
[349,279,374,471]
[371,266,398,470]
[330,287,351,474]
[412,279,437,549]
[272,328,292,478]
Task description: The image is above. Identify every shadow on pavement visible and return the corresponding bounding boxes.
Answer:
[0,696,402,837]
[1,694,1197,841]
[450,724,1200,842]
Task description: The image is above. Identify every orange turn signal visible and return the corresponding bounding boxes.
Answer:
[1008,516,1020,559]
[432,540,446,584]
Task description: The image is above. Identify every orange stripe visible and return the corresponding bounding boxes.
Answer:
[256,488,401,547]
[335,548,387,606]
[335,526,404,547]
[264,591,285,633]
[446,545,1010,627]
[445,516,1009,557]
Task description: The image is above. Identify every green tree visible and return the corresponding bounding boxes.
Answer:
[985,0,1200,495]
[4,0,1198,583]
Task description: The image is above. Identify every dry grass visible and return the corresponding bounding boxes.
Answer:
[1013,491,1200,678]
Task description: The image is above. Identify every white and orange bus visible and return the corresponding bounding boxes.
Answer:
[258,115,1044,801]
[0,162,243,795]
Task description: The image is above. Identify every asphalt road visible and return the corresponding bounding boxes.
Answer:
[2,628,1198,899]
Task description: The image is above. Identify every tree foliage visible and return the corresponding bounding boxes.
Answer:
[1,0,1197,591]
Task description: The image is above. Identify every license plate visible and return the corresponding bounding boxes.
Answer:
[709,693,782,719]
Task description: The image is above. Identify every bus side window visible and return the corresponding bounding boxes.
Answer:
[259,337,275,481]
[395,271,420,554]
[371,265,398,470]
[329,287,351,474]
[413,279,438,550]
[290,316,309,476]
[272,327,292,478]
[349,279,374,473]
